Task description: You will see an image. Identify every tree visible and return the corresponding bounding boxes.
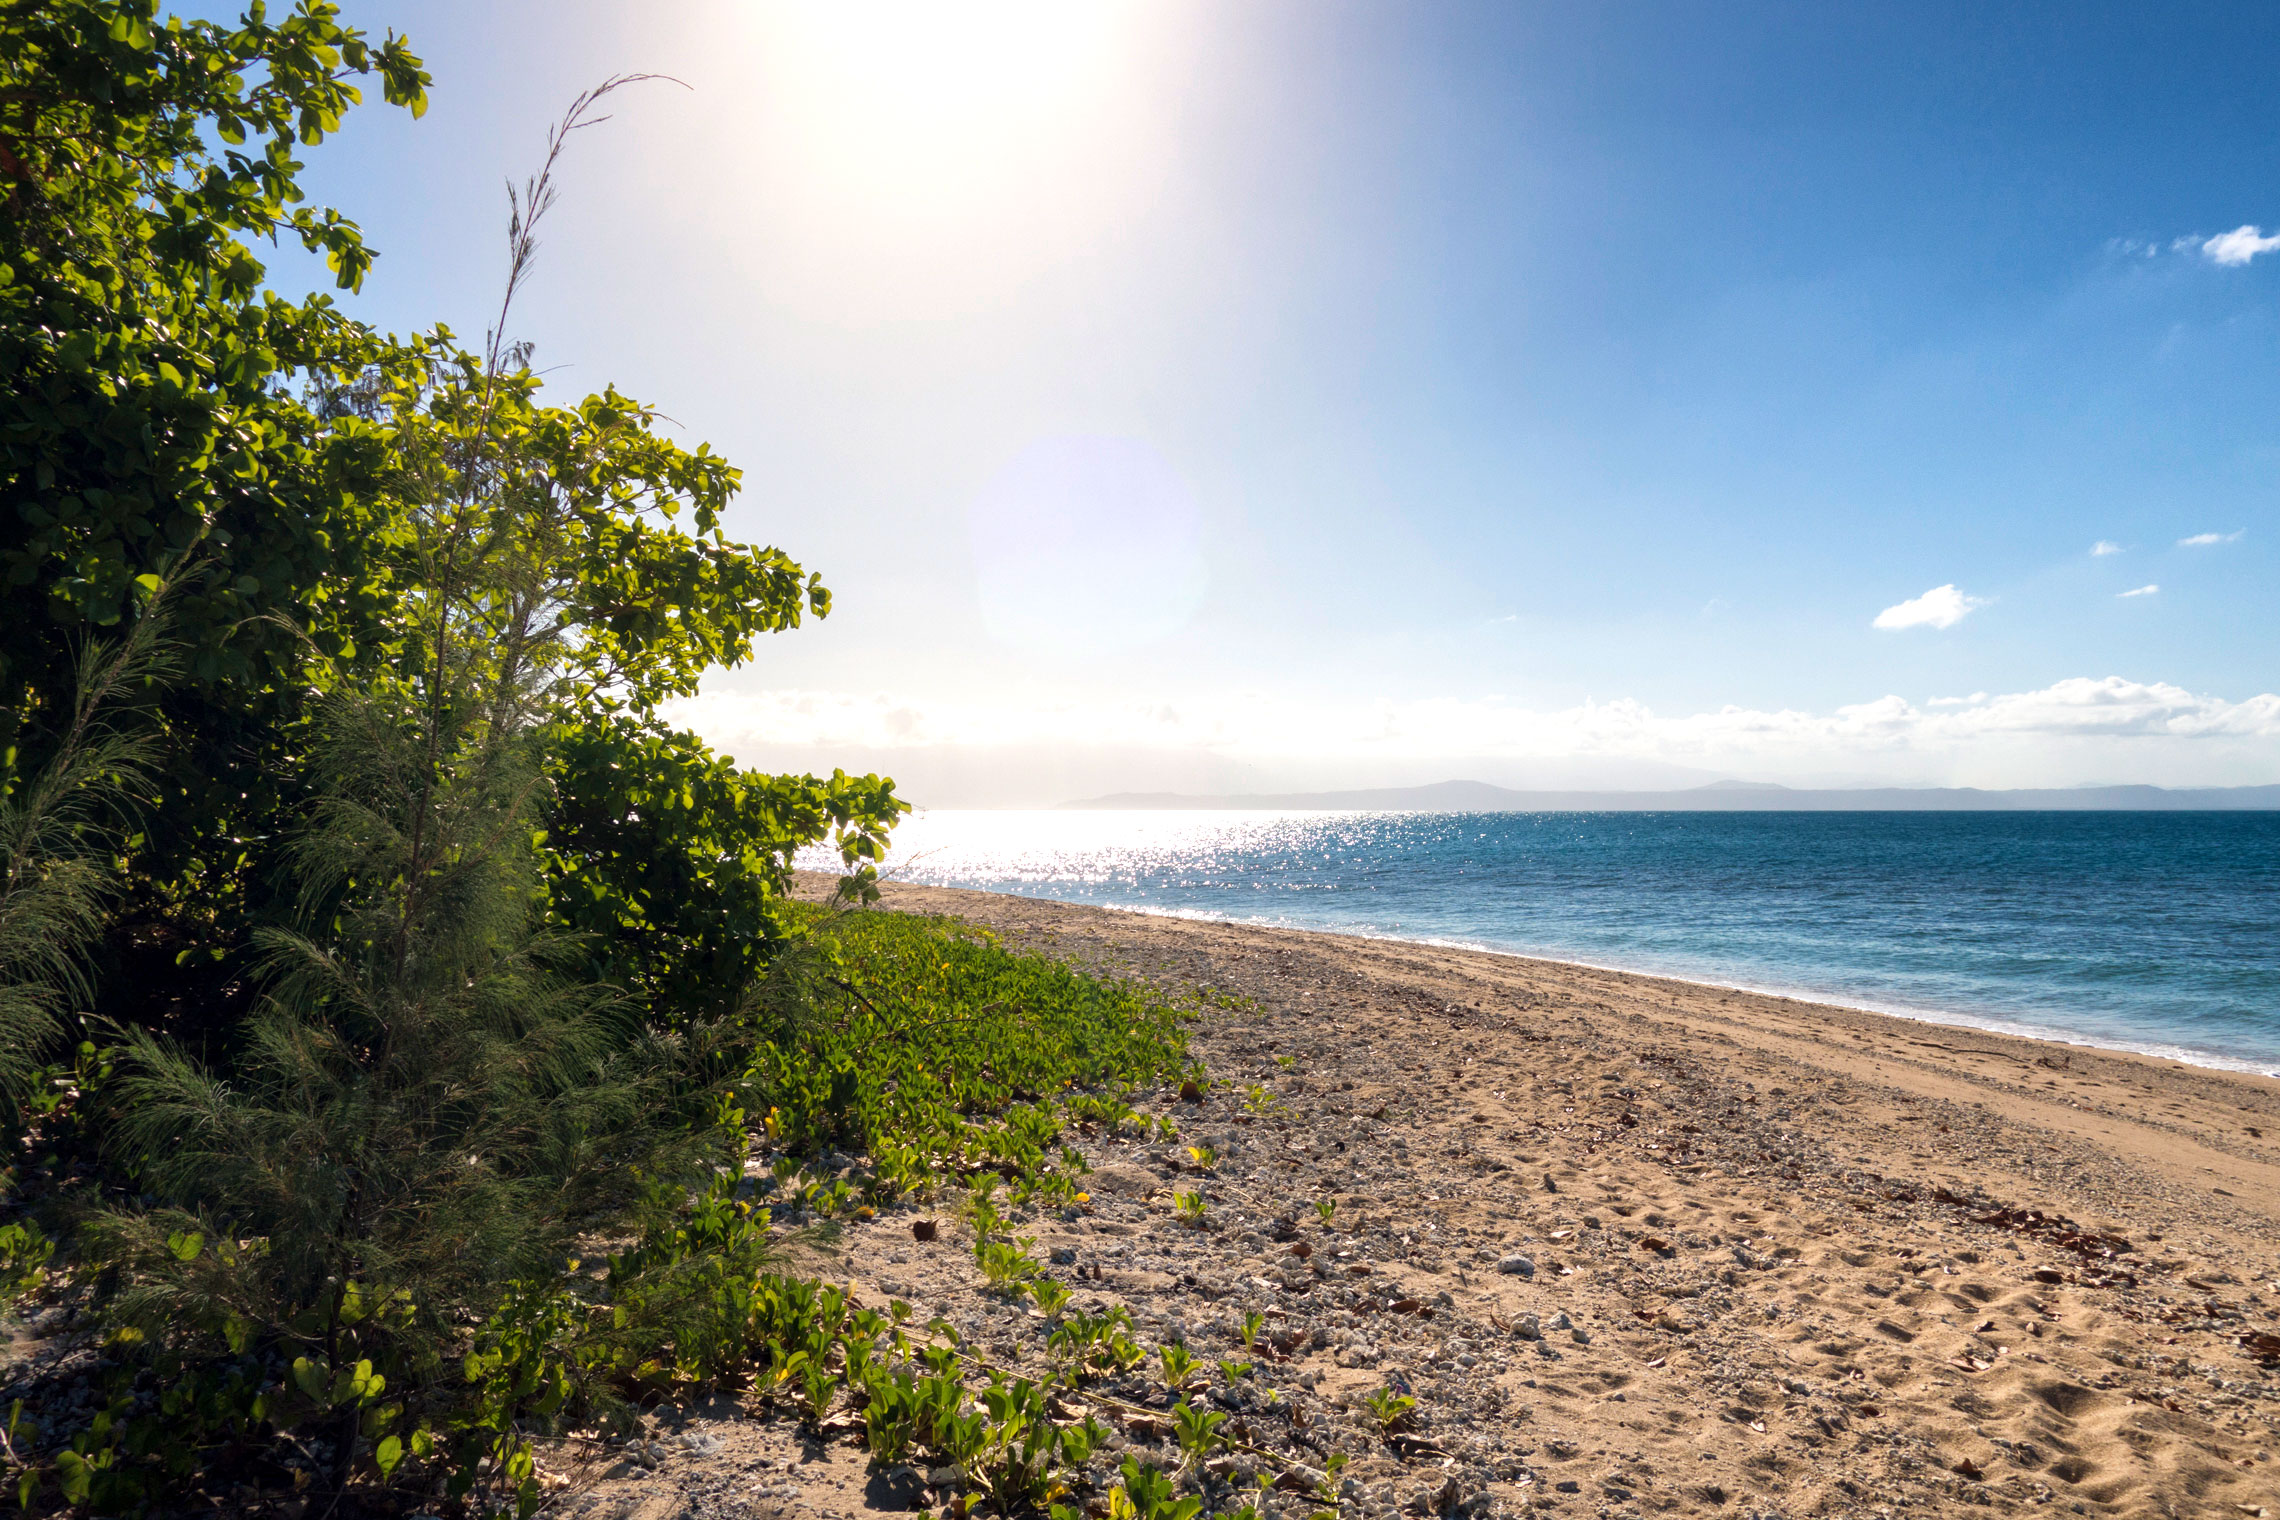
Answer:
[0,12,913,1512]
[0,0,431,1041]
[331,79,904,1024]
[0,0,428,714]
[0,10,902,1044]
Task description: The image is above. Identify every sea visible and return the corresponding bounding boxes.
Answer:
[806,808,2280,1076]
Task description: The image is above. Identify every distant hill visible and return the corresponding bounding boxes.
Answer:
[1062,779,2280,812]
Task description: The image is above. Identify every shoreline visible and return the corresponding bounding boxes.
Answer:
[858,879,2280,1194]
[575,876,2280,1520]
[877,879,2280,1080]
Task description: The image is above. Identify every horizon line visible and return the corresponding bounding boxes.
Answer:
[1035,777,2280,812]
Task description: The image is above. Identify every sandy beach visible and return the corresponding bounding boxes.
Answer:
[570,880,2280,1520]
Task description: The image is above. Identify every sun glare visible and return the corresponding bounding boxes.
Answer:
[669,1,1180,321]
[755,2,1138,220]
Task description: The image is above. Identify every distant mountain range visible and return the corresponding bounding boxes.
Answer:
[1063,779,2280,812]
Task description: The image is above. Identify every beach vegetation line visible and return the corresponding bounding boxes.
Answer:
[0,5,1242,1515]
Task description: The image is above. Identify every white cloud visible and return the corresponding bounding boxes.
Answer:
[2118,584,2159,598]
[2090,540,2122,556]
[2202,225,2280,266]
[2178,530,2243,547]
[1872,584,1985,631]
[669,677,2280,780]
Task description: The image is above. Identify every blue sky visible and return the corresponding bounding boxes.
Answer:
[286,1,2279,800]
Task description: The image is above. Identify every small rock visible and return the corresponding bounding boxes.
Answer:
[1496,1254,1536,1277]
[927,1465,963,1491]
[1570,1326,1591,1345]
[866,1466,931,1511]
[1051,1246,1079,1265]
[1513,1313,1542,1341]
[1090,1163,1163,1197]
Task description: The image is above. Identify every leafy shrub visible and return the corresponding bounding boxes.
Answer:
[0,1223,52,1300]
[9,891,1208,1513]
[544,715,901,1023]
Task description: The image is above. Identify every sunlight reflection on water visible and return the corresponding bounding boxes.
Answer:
[800,808,2280,1074]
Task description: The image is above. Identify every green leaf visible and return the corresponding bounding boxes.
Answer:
[165,1229,203,1262]
[350,1361,384,1403]
[53,1450,91,1505]
[374,1433,404,1478]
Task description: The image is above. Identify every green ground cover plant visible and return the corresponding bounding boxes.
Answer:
[750,903,1196,1203]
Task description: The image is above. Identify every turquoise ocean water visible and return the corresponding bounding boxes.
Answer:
[817,809,2280,1074]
